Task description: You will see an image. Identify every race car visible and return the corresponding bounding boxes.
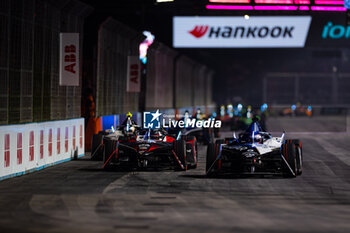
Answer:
[91,113,198,170]
[90,114,138,161]
[206,119,302,177]
[102,127,198,170]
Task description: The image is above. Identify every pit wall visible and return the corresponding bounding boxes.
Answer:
[0,118,85,181]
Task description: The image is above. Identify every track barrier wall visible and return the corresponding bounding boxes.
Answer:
[0,118,85,181]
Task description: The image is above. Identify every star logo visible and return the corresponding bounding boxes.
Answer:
[150,109,162,122]
[143,109,162,129]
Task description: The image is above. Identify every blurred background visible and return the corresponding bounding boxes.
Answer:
[0,0,349,142]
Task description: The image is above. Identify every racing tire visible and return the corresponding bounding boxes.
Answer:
[193,138,198,169]
[206,143,216,177]
[91,131,107,161]
[185,136,198,169]
[282,140,298,178]
[290,139,303,175]
[102,137,118,170]
[174,139,187,171]
[206,139,224,177]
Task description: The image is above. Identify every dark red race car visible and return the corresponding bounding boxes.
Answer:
[90,114,198,170]
[102,127,198,171]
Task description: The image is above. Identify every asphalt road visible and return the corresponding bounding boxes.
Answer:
[0,118,350,233]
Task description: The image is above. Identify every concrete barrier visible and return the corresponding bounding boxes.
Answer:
[0,118,84,181]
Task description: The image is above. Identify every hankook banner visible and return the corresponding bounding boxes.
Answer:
[173,16,312,48]
[59,33,79,86]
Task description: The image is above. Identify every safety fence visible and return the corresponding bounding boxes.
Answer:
[0,118,84,181]
[95,20,215,117]
[0,0,92,125]
[263,72,350,105]
[96,18,144,116]
[147,42,215,110]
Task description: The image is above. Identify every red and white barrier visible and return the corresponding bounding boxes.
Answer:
[0,118,84,181]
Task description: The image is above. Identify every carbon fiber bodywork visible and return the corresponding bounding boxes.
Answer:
[217,143,284,175]
[102,134,197,170]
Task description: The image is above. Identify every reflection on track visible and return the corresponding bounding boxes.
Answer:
[0,120,350,233]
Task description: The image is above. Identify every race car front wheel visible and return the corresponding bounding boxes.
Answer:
[206,143,216,176]
[290,139,303,175]
[174,140,187,171]
[282,140,298,177]
[206,139,223,176]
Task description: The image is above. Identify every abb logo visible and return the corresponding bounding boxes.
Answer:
[29,131,34,161]
[4,134,10,167]
[60,33,79,86]
[126,56,141,92]
[188,25,209,38]
[65,127,69,153]
[40,130,44,159]
[73,126,76,149]
[48,129,52,156]
[57,128,61,155]
[17,133,22,165]
[64,45,77,74]
[129,64,139,84]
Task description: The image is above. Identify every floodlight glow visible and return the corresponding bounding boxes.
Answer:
[209,0,251,3]
[299,6,310,10]
[139,31,155,64]
[255,0,293,4]
[206,5,254,10]
[311,5,347,10]
[254,5,298,10]
[315,0,344,5]
[294,0,310,3]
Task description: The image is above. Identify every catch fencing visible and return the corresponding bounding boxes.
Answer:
[263,72,350,105]
[0,0,92,125]
[96,17,144,116]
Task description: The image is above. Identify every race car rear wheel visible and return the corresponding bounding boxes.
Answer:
[206,143,216,176]
[186,136,198,169]
[174,139,187,170]
[290,139,302,175]
[206,139,224,176]
[91,131,108,161]
[103,137,118,170]
[282,140,297,177]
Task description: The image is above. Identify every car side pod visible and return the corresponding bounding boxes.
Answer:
[281,139,302,177]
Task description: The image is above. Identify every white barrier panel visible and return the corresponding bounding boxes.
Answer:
[0,118,84,181]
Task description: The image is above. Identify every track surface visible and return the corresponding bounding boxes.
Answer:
[0,118,350,233]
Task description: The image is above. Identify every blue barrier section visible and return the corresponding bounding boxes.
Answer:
[102,115,116,131]
[119,113,139,125]
[101,115,120,131]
